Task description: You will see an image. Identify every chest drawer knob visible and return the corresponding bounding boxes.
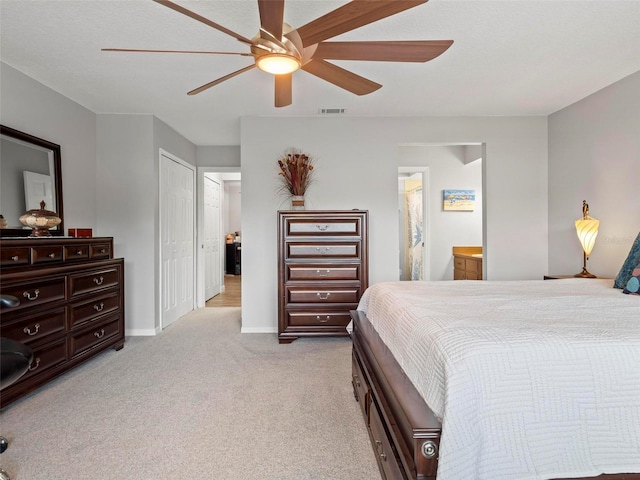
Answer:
[48,253,56,259]
[76,250,83,255]
[315,247,331,254]
[316,292,331,300]
[94,302,105,312]
[94,328,105,339]
[23,323,41,336]
[28,357,41,372]
[23,289,40,301]
[11,255,19,262]
[316,269,330,276]
[315,224,329,231]
[93,276,105,286]
[316,315,330,323]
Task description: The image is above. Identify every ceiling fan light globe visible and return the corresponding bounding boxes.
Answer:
[256,54,300,75]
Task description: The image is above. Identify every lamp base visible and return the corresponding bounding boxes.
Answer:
[574,267,596,278]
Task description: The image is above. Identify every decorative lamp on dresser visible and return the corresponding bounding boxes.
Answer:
[277,210,368,344]
[0,237,124,407]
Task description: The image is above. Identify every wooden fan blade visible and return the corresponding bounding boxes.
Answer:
[153,0,253,45]
[302,59,381,96]
[313,40,453,62]
[297,0,427,47]
[258,0,285,41]
[274,73,292,107]
[187,65,256,95]
[102,48,253,56]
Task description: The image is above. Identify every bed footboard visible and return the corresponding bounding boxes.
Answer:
[351,310,441,480]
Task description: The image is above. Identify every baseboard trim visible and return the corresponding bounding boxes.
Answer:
[125,328,158,336]
[240,326,277,334]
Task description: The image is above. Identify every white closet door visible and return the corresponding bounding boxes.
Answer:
[160,152,195,329]
[204,175,221,301]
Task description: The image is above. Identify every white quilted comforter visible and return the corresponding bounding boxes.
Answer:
[357,279,640,480]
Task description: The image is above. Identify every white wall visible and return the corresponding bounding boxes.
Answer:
[97,114,196,335]
[398,145,483,280]
[548,71,640,278]
[240,115,548,333]
[1,62,97,230]
[225,181,242,235]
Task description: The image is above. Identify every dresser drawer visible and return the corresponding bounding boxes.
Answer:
[1,246,30,267]
[90,243,111,259]
[286,242,360,259]
[69,266,120,297]
[287,310,352,327]
[352,351,370,423]
[0,277,66,313]
[31,245,64,265]
[64,244,90,261]
[19,338,68,383]
[286,264,360,282]
[70,315,121,358]
[1,307,66,344]
[286,286,361,304]
[453,257,465,270]
[285,217,361,236]
[70,291,121,329]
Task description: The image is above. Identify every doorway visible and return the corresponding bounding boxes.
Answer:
[398,168,428,281]
[196,167,242,308]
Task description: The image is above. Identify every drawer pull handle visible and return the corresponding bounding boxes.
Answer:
[99,248,106,254]
[28,357,41,372]
[316,292,331,300]
[93,276,105,285]
[315,224,329,231]
[315,247,330,254]
[11,255,19,262]
[23,289,40,301]
[94,302,105,312]
[316,315,330,323]
[316,269,330,276]
[23,323,40,336]
[94,329,105,339]
[48,252,56,258]
[76,250,83,255]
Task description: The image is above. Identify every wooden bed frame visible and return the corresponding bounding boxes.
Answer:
[350,310,640,480]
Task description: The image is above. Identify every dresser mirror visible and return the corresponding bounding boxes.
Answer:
[0,125,64,236]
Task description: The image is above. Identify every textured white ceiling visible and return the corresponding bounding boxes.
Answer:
[1,0,639,144]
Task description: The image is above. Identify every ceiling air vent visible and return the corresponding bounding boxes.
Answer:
[318,108,346,115]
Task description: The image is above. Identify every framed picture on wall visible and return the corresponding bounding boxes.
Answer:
[443,189,475,211]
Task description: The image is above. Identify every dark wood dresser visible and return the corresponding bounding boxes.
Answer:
[277,210,368,344]
[0,237,124,407]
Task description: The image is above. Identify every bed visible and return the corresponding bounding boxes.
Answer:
[350,278,640,480]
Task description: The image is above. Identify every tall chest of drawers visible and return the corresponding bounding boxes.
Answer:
[0,237,124,407]
[277,210,368,344]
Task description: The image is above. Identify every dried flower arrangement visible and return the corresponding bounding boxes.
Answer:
[276,149,315,197]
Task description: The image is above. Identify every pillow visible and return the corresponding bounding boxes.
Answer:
[614,231,640,289]
[623,260,640,295]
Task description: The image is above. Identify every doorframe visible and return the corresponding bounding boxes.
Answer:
[158,148,196,330]
[398,166,430,281]
[196,166,241,308]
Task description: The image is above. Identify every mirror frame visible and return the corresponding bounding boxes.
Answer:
[0,125,64,237]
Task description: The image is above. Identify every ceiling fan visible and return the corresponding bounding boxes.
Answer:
[103,0,453,107]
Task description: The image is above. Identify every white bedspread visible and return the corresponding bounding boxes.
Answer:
[357,279,640,480]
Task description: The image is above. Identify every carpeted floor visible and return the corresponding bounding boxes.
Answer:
[0,308,380,480]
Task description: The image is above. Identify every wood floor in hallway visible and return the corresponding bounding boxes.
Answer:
[206,275,241,307]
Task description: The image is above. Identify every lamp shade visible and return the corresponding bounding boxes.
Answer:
[575,216,599,256]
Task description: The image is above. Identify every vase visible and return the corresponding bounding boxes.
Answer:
[291,195,305,210]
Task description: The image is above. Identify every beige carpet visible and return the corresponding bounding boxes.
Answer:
[1,308,380,480]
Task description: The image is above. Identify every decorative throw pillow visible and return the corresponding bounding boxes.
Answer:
[623,260,640,295]
[614,231,640,289]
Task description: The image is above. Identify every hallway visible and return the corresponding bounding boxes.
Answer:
[206,275,241,307]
